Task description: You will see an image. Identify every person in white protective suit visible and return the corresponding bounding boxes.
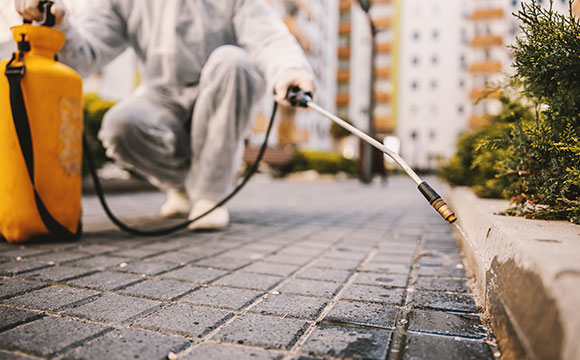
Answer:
[16,0,314,230]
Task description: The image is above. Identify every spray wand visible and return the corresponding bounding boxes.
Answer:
[287,87,457,224]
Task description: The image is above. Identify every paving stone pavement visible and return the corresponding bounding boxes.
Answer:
[0,176,500,359]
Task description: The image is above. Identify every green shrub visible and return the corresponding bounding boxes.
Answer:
[83,93,116,174]
[439,95,532,199]
[441,0,580,224]
[280,150,356,175]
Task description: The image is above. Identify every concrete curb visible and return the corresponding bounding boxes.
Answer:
[447,187,580,360]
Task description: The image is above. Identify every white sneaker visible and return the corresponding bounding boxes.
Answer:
[188,199,230,231]
[160,189,191,218]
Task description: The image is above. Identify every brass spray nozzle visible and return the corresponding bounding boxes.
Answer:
[431,198,457,224]
[418,182,457,224]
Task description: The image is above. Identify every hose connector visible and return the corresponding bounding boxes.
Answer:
[418,182,457,224]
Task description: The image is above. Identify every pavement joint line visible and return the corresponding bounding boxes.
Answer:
[405,329,490,343]
[119,212,337,356]
[386,219,428,360]
[282,208,406,360]
[175,208,386,359]
[0,350,45,360]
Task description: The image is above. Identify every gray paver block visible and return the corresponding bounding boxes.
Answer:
[324,301,398,329]
[299,325,391,359]
[3,286,100,312]
[401,333,493,360]
[31,251,90,264]
[113,247,165,259]
[263,254,313,266]
[147,251,204,265]
[410,291,478,313]
[278,279,342,299]
[160,266,228,284]
[0,261,52,276]
[0,279,46,300]
[68,271,144,291]
[0,306,44,332]
[360,262,410,275]
[120,279,197,301]
[216,273,283,291]
[183,343,282,360]
[68,256,132,270]
[340,285,406,305]
[354,272,408,288]
[408,310,487,339]
[19,266,95,283]
[134,304,232,337]
[63,294,163,325]
[116,261,179,276]
[250,294,327,320]
[309,258,361,271]
[297,267,352,283]
[195,257,253,270]
[76,244,119,254]
[242,262,300,277]
[415,277,471,293]
[65,328,190,360]
[184,286,262,310]
[0,316,110,358]
[213,314,308,350]
[417,265,466,278]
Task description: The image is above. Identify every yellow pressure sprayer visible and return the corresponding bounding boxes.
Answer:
[0,1,83,243]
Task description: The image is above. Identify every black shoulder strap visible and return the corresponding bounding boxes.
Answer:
[5,55,80,241]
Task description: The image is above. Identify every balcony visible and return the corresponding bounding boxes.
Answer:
[339,0,351,11]
[470,35,503,47]
[470,88,501,101]
[470,9,504,21]
[469,115,490,128]
[469,61,502,74]
[374,67,392,79]
[374,116,395,133]
[372,17,393,29]
[338,22,352,35]
[375,42,393,54]
[336,94,350,106]
[337,70,350,82]
[374,92,392,103]
[338,47,351,58]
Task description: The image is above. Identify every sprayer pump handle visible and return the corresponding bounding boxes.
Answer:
[286,86,313,108]
[22,0,55,27]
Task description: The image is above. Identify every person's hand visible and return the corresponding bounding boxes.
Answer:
[274,67,315,107]
[15,0,68,28]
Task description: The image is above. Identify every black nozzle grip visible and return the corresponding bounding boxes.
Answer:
[418,181,440,204]
[286,86,312,108]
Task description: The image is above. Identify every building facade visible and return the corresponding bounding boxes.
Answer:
[397,0,465,170]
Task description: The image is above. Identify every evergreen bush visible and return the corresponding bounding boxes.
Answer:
[83,93,116,173]
[440,0,580,224]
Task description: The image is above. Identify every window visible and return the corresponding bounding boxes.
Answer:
[411,81,419,90]
[432,29,439,40]
[411,56,420,66]
[412,31,420,41]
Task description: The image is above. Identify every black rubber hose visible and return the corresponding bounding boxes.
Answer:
[83,102,278,237]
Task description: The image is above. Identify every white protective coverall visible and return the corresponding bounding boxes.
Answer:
[59,0,312,202]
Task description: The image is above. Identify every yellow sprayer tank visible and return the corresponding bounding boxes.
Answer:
[0,24,83,243]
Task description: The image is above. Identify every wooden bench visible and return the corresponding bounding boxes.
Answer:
[243,145,296,167]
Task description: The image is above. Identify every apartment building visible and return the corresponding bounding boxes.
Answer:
[397,0,465,170]
[335,0,400,160]
[248,0,339,151]
[466,0,574,129]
